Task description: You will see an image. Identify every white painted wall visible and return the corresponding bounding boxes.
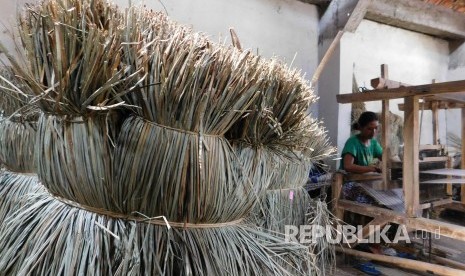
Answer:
[336,19,453,158]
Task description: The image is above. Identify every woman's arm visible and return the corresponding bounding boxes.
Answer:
[343,154,381,174]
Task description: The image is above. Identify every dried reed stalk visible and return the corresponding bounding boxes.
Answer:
[0,119,37,172]
[0,191,313,276]
[121,8,262,135]
[36,113,117,210]
[0,172,42,225]
[306,199,338,276]
[252,187,311,232]
[113,116,266,222]
[226,60,317,150]
[2,0,135,115]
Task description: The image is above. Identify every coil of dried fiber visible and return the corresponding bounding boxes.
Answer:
[114,116,266,222]
[36,113,119,210]
[0,189,314,276]
[0,68,42,229]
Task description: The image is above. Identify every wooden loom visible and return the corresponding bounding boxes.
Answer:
[333,65,465,275]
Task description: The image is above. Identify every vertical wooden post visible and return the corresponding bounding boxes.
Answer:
[380,64,390,190]
[332,173,345,220]
[432,101,440,145]
[446,157,453,196]
[403,96,420,217]
[461,108,465,204]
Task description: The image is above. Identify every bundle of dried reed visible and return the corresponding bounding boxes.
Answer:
[0,118,37,173]
[306,199,338,275]
[0,1,332,275]
[113,116,269,222]
[3,0,135,116]
[0,190,313,275]
[0,65,42,226]
[0,172,42,225]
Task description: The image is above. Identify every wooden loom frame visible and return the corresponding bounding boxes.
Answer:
[333,65,465,274]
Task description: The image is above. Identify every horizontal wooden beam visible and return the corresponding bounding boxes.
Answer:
[337,247,465,276]
[338,200,465,241]
[399,101,465,110]
[371,77,411,89]
[366,0,465,39]
[337,80,465,103]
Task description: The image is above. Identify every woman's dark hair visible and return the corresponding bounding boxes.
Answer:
[352,111,378,130]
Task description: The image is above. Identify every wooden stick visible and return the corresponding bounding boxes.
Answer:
[337,247,465,276]
[432,255,465,271]
[310,30,344,88]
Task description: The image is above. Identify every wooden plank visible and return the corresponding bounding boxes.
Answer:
[419,144,446,151]
[366,0,465,39]
[371,77,411,89]
[403,96,420,217]
[336,80,465,103]
[447,158,453,195]
[332,172,344,220]
[380,65,390,190]
[337,247,465,276]
[338,200,465,242]
[432,256,465,271]
[421,178,465,184]
[399,101,465,111]
[432,101,440,144]
[421,169,465,177]
[417,198,453,209]
[420,156,449,162]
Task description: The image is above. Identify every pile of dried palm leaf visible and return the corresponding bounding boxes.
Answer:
[0,1,330,275]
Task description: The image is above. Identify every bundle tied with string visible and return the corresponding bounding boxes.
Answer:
[110,7,314,275]
[0,2,314,275]
[0,67,42,225]
[249,116,335,231]
[246,117,336,276]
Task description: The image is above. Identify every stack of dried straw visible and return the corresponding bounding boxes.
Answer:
[0,0,334,275]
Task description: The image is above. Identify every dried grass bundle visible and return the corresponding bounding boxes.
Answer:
[252,187,311,232]
[0,68,29,117]
[0,191,312,276]
[113,116,265,222]
[0,172,42,225]
[36,114,117,210]
[0,119,37,172]
[226,60,317,150]
[3,0,135,115]
[121,8,262,135]
[306,199,338,275]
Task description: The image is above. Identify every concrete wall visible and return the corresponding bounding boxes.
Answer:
[0,0,31,62]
